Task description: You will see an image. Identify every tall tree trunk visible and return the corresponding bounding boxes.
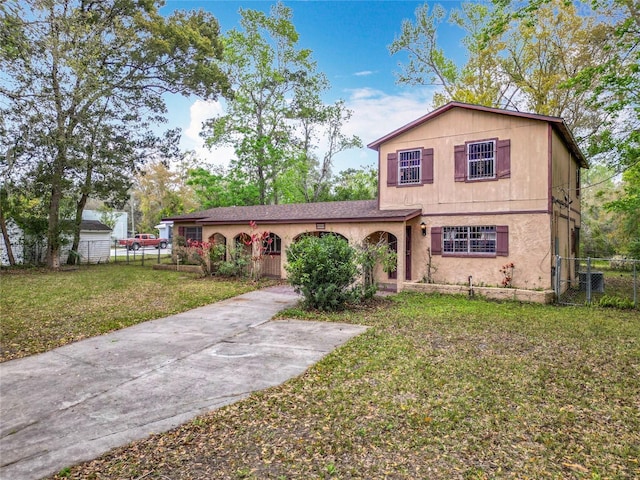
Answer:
[67,159,93,265]
[0,202,16,266]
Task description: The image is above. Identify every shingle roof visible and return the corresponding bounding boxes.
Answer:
[164,199,421,225]
[367,101,588,168]
[80,220,112,231]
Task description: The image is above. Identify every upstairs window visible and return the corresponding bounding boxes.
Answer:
[399,149,421,185]
[455,138,510,182]
[387,148,434,187]
[467,141,495,180]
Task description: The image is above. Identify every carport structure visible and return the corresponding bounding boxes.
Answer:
[165,199,421,289]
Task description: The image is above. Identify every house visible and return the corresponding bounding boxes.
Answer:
[165,102,586,296]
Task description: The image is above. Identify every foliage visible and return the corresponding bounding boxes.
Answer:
[242,221,273,281]
[604,163,640,258]
[285,234,358,311]
[201,2,360,206]
[44,293,640,479]
[356,238,398,299]
[214,245,251,278]
[389,0,612,140]
[0,0,229,267]
[499,262,515,288]
[132,157,200,233]
[187,166,261,209]
[598,294,635,310]
[331,166,378,201]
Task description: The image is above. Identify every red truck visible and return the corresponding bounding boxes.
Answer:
[118,233,168,251]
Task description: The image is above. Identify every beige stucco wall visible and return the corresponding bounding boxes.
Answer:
[198,221,408,284]
[414,214,552,290]
[550,127,582,287]
[378,107,550,214]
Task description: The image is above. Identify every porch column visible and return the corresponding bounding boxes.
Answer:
[396,224,406,293]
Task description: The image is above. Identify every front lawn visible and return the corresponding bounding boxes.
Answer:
[46,292,639,479]
[0,264,267,362]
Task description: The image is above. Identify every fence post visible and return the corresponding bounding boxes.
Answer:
[157,245,161,264]
[586,257,592,305]
[141,247,145,266]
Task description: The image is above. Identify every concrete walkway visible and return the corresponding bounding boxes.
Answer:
[0,286,368,480]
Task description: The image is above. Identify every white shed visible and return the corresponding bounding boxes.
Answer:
[64,220,113,264]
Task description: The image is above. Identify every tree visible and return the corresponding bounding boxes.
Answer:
[132,157,200,233]
[331,166,378,201]
[604,164,640,258]
[202,2,360,206]
[389,0,614,139]
[187,166,261,209]
[0,0,229,267]
[389,3,510,108]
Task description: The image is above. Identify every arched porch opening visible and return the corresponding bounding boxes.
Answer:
[363,231,398,282]
[261,232,282,277]
[208,232,227,261]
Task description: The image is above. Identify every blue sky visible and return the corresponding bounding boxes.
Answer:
[161,1,465,172]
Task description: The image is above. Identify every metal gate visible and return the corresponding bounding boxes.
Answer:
[555,256,638,308]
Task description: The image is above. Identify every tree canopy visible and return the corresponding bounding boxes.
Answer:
[0,0,229,267]
[200,2,361,206]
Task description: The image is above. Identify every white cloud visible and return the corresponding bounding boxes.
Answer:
[182,99,235,168]
[331,87,435,172]
[353,70,375,77]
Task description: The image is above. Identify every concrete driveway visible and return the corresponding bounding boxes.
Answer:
[0,286,368,480]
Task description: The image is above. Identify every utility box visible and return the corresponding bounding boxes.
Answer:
[579,271,605,293]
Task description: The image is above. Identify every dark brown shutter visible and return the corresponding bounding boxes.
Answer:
[497,139,511,179]
[387,152,398,187]
[431,226,442,255]
[422,148,434,184]
[454,144,466,182]
[496,225,509,256]
[178,226,185,237]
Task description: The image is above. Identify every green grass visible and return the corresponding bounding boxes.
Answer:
[0,263,270,362]
[38,291,639,480]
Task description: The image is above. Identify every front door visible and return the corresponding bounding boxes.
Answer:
[405,225,412,280]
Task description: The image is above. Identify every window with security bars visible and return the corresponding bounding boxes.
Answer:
[184,227,202,242]
[467,141,495,180]
[399,149,421,184]
[443,226,496,254]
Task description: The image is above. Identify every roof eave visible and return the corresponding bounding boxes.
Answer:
[193,209,422,226]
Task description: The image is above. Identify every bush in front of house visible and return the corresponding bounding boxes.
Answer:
[285,234,358,311]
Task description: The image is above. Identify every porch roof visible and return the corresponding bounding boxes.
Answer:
[164,199,422,225]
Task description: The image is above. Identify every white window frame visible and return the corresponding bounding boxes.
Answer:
[398,149,421,185]
[443,226,496,255]
[467,140,496,180]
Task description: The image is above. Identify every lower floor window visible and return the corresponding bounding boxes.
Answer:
[184,227,202,243]
[443,226,496,254]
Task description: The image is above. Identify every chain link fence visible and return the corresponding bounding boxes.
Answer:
[555,256,638,308]
[2,238,172,266]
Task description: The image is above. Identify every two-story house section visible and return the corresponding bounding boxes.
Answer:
[166,102,586,298]
[367,102,587,291]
